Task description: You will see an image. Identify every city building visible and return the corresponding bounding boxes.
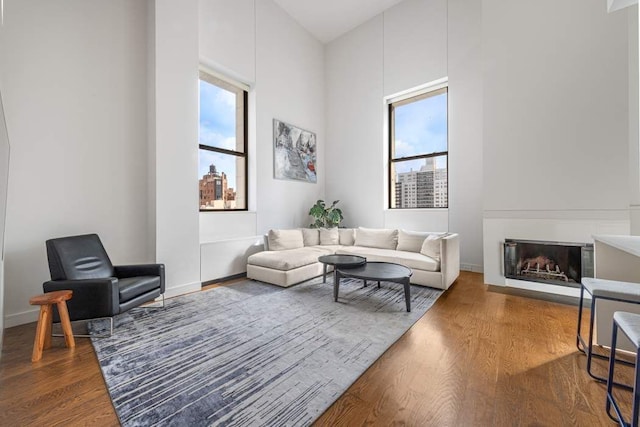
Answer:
[395,158,448,208]
[199,164,236,210]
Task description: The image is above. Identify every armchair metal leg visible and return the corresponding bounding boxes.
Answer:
[52,295,164,339]
[138,294,165,310]
[53,317,114,338]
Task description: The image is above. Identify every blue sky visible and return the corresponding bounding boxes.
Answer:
[199,80,239,188]
[394,92,447,174]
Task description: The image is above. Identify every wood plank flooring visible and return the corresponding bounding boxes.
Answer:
[0,272,631,426]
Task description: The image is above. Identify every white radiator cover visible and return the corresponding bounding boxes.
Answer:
[200,236,264,283]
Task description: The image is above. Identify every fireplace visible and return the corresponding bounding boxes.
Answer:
[503,239,594,288]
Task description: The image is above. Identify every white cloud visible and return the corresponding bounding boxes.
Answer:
[215,89,236,110]
[199,125,237,151]
[394,139,414,158]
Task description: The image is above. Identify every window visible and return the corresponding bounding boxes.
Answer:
[389,86,448,209]
[198,70,248,211]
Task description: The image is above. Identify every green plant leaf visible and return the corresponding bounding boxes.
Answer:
[309,204,325,218]
[308,199,343,228]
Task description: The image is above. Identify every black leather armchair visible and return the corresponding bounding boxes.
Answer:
[43,233,165,322]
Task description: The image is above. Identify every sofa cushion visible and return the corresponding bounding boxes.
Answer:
[420,234,443,260]
[337,246,439,272]
[267,229,304,251]
[397,230,430,252]
[397,230,447,252]
[319,227,339,245]
[355,227,398,249]
[248,247,330,271]
[338,228,355,245]
[301,228,320,246]
[310,244,342,253]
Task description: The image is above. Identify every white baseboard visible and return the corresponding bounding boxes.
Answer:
[5,308,39,328]
[461,263,483,273]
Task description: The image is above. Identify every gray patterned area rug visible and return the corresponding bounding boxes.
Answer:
[90,276,443,426]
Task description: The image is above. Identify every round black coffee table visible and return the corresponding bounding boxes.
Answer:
[318,254,366,285]
[335,262,413,312]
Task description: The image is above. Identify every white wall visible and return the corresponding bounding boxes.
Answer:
[0,87,9,349]
[0,19,9,345]
[631,5,640,235]
[199,0,256,84]
[325,16,384,228]
[325,0,484,271]
[1,0,150,326]
[483,0,629,213]
[147,0,157,268]
[482,0,632,286]
[448,0,483,272]
[254,0,326,233]
[198,0,325,281]
[153,0,201,297]
[383,209,448,232]
[383,0,447,96]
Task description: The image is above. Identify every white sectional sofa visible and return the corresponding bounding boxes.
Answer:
[247,227,460,290]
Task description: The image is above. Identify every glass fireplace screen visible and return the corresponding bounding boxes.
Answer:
[503,239,594,288]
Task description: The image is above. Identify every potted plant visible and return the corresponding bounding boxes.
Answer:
[308,199,343,228]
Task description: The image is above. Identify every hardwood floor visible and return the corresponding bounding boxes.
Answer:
[0,272,631,426]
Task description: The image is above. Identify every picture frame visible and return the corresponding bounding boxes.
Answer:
[273,119,317,183]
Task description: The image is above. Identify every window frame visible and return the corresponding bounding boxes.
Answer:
[388,85,449,210]
[198,70,249,212]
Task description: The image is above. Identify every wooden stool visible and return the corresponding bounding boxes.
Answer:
[28,290,75,362]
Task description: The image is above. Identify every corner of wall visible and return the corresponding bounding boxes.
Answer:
[147,0,157,263]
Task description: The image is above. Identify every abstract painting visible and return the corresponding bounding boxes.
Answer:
[273,119,317,183]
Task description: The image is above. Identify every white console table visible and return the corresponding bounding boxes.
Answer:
[593,234,640,351]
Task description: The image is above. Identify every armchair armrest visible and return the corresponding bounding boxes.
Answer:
[43,278,119,321]
[440,234,460,290]
[114,263,165,293]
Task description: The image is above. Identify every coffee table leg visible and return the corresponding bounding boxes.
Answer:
[334,270,341,302]
[403,278,411,312]
[323,264,327,283]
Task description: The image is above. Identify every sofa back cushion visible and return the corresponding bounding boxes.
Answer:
[397,230,433,253]
[319,227,339,245]
[301,228,320,246]
[338,228,356,245]
[268,229,304,251]
[420,234,444,260]
[355,227,398,249]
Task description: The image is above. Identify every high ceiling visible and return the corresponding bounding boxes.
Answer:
[272,0,406,43]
